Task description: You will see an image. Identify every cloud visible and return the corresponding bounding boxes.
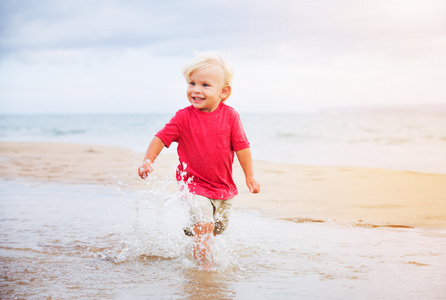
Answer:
[1,1,172,52]
[1,0,445,114]
[3,0,445,61]
[1,0,255,56]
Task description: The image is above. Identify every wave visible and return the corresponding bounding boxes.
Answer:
[46,128,87,136]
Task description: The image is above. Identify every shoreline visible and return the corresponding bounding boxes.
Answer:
[1,141,445,229]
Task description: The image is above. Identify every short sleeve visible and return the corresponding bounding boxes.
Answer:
[155,111,182,148]
[230,112,250,151]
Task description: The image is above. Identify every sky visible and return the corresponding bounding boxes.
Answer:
[1,0,445,114]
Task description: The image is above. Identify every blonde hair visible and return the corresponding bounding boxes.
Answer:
[183,52,234,101]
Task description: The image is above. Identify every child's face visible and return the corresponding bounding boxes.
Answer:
[187,65,230,113]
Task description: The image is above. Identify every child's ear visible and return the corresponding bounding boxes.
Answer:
[220,85,231,99]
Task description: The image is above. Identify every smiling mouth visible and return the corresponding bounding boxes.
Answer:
[192,97,205,102]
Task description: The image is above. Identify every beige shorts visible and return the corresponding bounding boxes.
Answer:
[187,194,233,235]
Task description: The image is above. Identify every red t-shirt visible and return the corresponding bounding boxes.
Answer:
[155,103,250,200]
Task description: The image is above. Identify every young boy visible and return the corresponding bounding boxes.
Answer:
[138,52,260,268]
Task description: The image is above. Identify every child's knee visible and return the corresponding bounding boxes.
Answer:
[213,220,227,235]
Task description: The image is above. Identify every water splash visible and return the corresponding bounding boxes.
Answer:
[99,175,239,272]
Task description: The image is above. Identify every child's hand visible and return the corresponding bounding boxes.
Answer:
[246,176,260,194]
[138,159,153,179]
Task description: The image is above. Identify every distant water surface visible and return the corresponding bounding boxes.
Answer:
[1,106,445,173]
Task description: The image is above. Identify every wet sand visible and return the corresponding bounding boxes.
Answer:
[2,142,446,299]
[2,179,444,299]
[1,141,445,229]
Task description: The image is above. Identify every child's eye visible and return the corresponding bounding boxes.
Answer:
[203,83,209,87]
[189,81,195,86]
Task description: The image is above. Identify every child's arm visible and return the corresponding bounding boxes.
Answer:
[138,136,165,179]
[236,148,260,193]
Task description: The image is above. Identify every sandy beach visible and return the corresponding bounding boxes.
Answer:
[2,141,446,299]
[1,141,445,229]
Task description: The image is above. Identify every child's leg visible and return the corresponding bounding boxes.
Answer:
[211,198,233,235]
[187,195,215,268]
[193,221,214,268]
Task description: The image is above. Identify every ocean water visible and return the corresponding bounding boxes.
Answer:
[1,105,446,174]
[1,179,445,299]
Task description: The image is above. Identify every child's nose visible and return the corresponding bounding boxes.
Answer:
[192,85,202,93]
